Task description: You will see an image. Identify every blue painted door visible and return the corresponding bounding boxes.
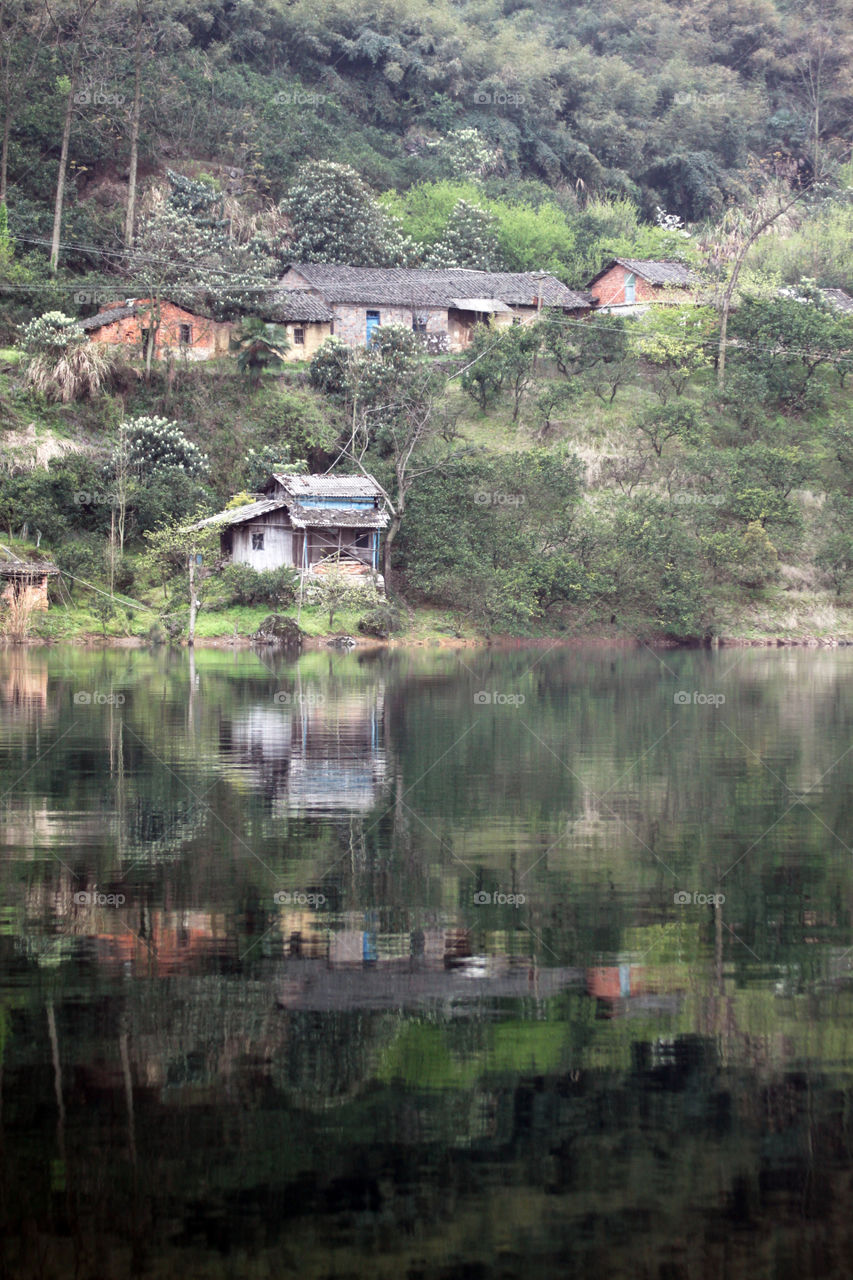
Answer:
[366,310,380,344]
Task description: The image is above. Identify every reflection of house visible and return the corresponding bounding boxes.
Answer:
[222,685,387,816]
[197,471,389,580]
[81,297,232,360]
[277,263,592,351]
[586,259,698,313]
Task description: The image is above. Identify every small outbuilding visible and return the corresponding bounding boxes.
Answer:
[0,551,59,612]
[197,472,389,585]
[586,259,699,313]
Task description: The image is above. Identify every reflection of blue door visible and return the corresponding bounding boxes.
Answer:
[366,310,380,344]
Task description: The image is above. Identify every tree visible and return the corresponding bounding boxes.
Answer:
[636,306,715,402]
[0,0,48,202]
[46,0,102,274]
[460,322,509,411]
[20,310,118,401]
[279,161,415,267]
[423,199,503,270]
[127,172,273,378]
[143,517,220,646]
[231,318,290,384]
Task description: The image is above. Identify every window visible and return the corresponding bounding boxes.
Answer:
[412,314,427,334]
[251,532,265,551]
[366,310,381,344]
[293,326,305,345]
[141,327,153,352]
[179,323,192,345]
[354,532,371,548]
[624,272,636,304]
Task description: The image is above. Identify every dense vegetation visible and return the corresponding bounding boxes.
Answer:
[3,0,853,643]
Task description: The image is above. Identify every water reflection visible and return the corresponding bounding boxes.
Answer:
[2,645,853,1278]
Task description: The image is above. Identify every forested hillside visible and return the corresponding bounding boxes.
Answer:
[4,0,853,647]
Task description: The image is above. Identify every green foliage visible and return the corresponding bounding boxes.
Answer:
[231,318,291,382]
[357,601,404,637]
[217,562,298,607]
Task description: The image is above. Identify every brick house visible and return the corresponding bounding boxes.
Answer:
[80,298,233,360]
[196,472,389,584]
[586,259,699,313]
[277,264,592,351]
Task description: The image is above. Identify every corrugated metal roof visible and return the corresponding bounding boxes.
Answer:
[272,473,383,499]
[283,264,591,311]
[450,297,513,313]
[192,496,289,529]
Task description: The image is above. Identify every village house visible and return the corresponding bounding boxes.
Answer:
[0,550,58,613]
[198,472,389,583]
[260,289,336,359]
[586,259,699,313]
[80,297,233,360]
[276,263,592,351]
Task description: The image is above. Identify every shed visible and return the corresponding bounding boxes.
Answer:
[196,472,389,584]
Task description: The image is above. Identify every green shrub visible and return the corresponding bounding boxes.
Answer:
[218,562,298,607]
[358,602,404,638]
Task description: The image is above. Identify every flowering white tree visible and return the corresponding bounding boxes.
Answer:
[20,310,117,401]
[279,161,416,266]
[423,199,504,270]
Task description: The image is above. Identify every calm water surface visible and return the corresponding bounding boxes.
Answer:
[1,643,853,1278]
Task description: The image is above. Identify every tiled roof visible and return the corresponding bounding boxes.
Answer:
[79,305,138,331]
[283,264,591,310]
[261,290,335,323]
[588,259,698,288]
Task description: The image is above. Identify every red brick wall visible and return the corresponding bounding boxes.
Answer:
[589,264,658,308]
[88,300,232,359]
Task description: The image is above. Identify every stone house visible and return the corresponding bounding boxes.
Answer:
[276,264,592,351]
[81,297,232,360]
[197,472,389,583]
[586,259,699,313]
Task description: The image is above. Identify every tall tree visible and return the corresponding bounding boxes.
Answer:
[45,0,101,274]
[0,0,49,203]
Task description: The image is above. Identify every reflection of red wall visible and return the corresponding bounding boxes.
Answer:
[586,966,648,998]
[88,911,229,973]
